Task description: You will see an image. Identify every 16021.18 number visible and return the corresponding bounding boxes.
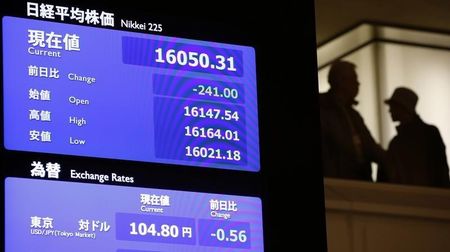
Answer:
[185,146,241,161]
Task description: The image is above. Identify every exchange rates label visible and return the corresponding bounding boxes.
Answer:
[5,177,264,251]
[2,16,260,172]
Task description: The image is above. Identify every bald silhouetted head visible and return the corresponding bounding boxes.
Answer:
[328,60,360,105]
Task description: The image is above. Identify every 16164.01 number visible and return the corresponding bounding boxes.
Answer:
[184,126,240,141]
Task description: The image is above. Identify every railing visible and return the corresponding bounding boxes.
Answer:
[324,178,450,252]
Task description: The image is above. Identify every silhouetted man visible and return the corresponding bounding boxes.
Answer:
[320,60,385,181]
[385,87,450,187]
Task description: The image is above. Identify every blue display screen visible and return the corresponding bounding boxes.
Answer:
[2,16,260,172]
[5,177,264,251]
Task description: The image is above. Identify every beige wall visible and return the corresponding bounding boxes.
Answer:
[378,44,450,150]
[318,44,380,142]
[316,2,450,251]
[318,40,450,180]
[315,0,450,44]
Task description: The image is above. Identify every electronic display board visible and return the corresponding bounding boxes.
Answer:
[6,177,263,251]
[1,1,327,251]
[3,15,259,172]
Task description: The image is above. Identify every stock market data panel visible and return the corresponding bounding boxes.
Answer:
[3,15,260,172]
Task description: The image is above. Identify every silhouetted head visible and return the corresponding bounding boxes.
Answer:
[385,87,418,123]
[327,60,360,105]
